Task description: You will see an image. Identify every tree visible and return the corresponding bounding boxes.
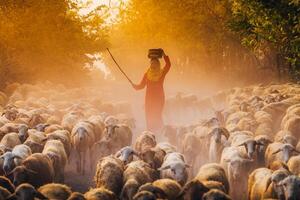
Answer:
[0,0,109,87]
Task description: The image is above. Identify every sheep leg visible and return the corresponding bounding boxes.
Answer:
[89,147,94,171]
[82,151,86,175]
[76,151,81,173]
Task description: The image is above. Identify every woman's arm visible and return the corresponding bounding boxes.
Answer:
[132,73,147,90]
[162,53,171,75]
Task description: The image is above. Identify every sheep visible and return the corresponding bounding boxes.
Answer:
[6,183,47,200]
[248,167,273,200]
[134,131,156,153]
[17,124,29,143]
[67,192,86,200]
[102,123,132,152]
[181,132,201,175]
[163,125,178,146]
[133,191,158,200]
[9,153,54,187]
[220,146,254,199]
[139,146,166,170]
[61,112,83,132]
[287,155,300,175]
[254,135,273,166]
[87,115,105,141]
[158,152,190,185]
[208,127,230,163]
[71,121,95,175]
[92,137,115,161]
[42,139,67,182]
[0,176,14,193]
[94,155,124,195]
[0,132,21,152]
[38,183,72,200]
[278,175,300,199]
[156,142,177,154]
[121,160,156,200]
[115,146,139,165]
[0,144,32,174]
[265,142,300,166]
[46,130,71,158]
[249,168,291,200]
[230,132,260,159]
[202,189,232,200]
[282,116,300,140]
[178,163,229,200]
[44,124,64,134]
[104,115,119,126]
[143,179,182,200]
[84,187,118,200]
[23,130,47,153]
[194,163,229,194]
[0,186,11,200]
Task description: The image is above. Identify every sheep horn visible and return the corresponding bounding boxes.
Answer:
[25,168,38,175]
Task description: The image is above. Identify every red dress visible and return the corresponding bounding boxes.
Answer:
[134,56,171,132]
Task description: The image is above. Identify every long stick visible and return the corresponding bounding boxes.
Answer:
[106,48,133,84]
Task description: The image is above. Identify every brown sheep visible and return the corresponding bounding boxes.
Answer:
[42,139,67,182]
[46,130,71,158]
[103,124,132,150]
[84,187,118,200]
[179,163,229,200]
[121,160,157,200]
[7,183,47,200]
[87,115,105,141]
[0,176,14,193]
[0,186,11,200]
[71,121,95,175]
[137,179,182,200]
[9,153,54,187]
[0,132,21,152]
[202,189,232,200]
[140,146,166,170]
[134,131,156,153]
[94,156,124,195]
[67,192,86,200]
[38,183,72,200]
[287,155,300,175]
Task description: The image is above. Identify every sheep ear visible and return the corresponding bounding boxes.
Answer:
[5,147,12,152]
[35,191,48,199]
[272,149,282,155]
[158,165,171,171]
[115,150,121,157]
[237,142,245,147]
[185,164,191,168]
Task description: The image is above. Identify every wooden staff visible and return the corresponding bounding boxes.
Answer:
[106,48,133,85]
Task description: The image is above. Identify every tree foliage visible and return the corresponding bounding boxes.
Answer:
[109,0,299,83]
[0,0,109,87]
[229,0,300,81]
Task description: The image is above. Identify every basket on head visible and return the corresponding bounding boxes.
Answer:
[148,48,163,59]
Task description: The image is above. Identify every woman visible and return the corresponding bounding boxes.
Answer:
[132,50,171,132]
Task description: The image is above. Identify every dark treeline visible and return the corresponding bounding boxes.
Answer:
[0,0,299,88]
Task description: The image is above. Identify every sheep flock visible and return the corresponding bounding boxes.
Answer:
[0,82,299,200]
